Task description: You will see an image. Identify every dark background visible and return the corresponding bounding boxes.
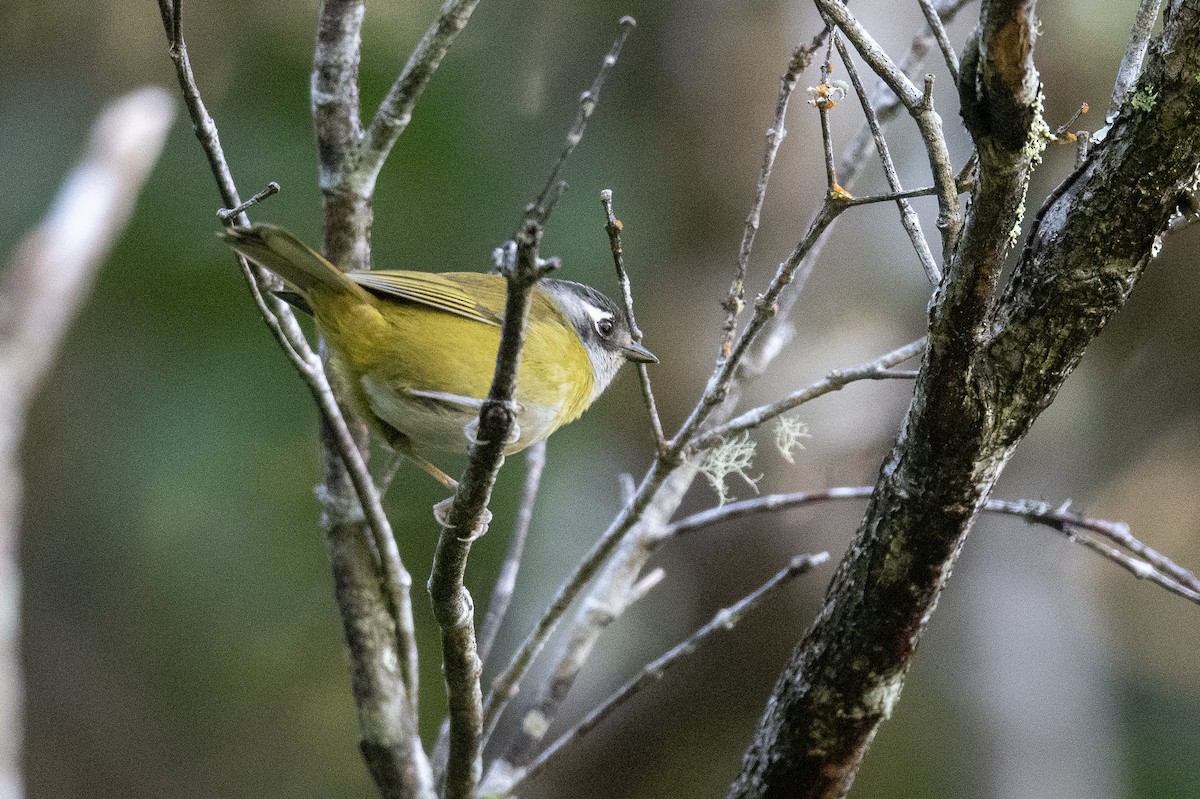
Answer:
[3,1,1198,797]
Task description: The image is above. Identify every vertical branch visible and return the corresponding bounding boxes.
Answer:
[0,86,175,799]
[314,0,371,264]
[431,217,555,799]
[430,20,637,798]
[816,42,841,193]
[311,0,434,791]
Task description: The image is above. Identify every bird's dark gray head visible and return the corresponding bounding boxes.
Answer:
[542,278,657,397]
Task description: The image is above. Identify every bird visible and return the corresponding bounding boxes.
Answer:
[220,223,656,489]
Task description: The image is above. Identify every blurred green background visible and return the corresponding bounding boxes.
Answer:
[3,1,1199,797]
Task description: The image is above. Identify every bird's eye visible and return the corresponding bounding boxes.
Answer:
[595,317,615,338]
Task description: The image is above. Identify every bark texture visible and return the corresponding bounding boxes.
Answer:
[728,1,1200,797]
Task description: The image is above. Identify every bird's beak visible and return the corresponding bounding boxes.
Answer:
[622,341,658,364]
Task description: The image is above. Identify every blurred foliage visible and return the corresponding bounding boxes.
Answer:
[3,1,1199,797]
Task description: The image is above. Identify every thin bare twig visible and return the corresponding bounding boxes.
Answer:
[719,35,825,370]
[835,34,940,284]
[478,442,548,665]
[917,0,961,80]
[508,553,830,791]
[816,43,841,195]
[984,499,1200,601]
[815,0,962,256]
[692,338,926,452]
[216,180,280,222]
[830,175,975,207]
[665,486,873,537]
[534,17,636,210]
[670,201,845,450]
[600,190,665,449]
[666,489,1200,606]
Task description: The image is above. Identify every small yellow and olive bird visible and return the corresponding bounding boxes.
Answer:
[221,224,656,488]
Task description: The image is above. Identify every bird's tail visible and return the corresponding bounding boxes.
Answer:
[219,223,369,300]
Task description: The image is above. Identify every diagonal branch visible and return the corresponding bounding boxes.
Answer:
[918,0,962,80]
[718,36,826,370]
[360,0,484,189]
[835,34,941,284]
[692,338,926,452]
[509,553,831,792]
[600,190,665,449]
[1105,0,1164,123]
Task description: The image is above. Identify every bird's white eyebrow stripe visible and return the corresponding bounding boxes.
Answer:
[582,302,614,326]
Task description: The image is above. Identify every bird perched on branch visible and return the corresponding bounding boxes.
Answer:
[221,223,655,488]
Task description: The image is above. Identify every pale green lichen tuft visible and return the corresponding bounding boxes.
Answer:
[1131,86,1158,112]
[774,416,811,464]
[697,432,762,506]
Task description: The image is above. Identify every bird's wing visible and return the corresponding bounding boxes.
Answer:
[347,271,504,326]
